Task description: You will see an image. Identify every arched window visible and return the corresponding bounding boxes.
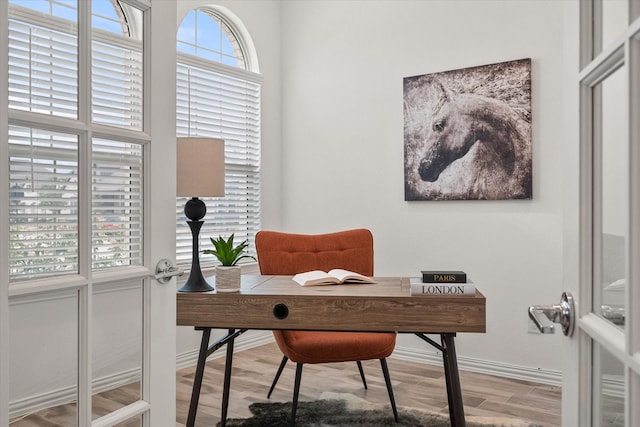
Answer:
[177,9,245,68]
[175,8,262,266]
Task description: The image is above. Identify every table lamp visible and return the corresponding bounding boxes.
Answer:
[176,137,225,292]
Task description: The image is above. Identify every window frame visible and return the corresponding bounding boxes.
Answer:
[6,0,151,289]
[175,7,262,270]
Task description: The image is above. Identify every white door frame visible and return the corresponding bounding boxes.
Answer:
[145,1,178,426]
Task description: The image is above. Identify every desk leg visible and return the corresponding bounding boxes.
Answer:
[441,333,465,427]
[220,328,236,427]
[186,327,212,427]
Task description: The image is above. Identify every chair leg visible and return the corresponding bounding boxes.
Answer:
[356,360,368,390]
[291,363,303,427]
[267,355,289,398]
[380,358,399,422]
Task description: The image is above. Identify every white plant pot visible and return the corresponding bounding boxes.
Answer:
[215,266,241,292]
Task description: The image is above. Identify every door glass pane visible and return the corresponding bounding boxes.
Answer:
[632,2,640,22]
[8,126,79,282]
[92,139,144,270]
[92,281,143,420]
[595,343,625,427]
[114,415,142,426]
[8,0,79,118]
[9,290,78,426]
[602,0,629,50]
[598,65,627,329]
[91,0,143,130]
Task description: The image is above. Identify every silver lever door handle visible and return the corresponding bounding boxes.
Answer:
[528,292,575,336]
[153,258,184,284]
[528,305,559,334]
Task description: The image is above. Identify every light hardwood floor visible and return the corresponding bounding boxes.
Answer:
[176,342,561,427]
[11,342,562,426]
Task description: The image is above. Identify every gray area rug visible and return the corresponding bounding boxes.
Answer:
[218,392,539,427]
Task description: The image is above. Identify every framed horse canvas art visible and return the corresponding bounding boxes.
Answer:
[404,58,532,201]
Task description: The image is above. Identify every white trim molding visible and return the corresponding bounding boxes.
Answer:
[392,344,562,387]
[177,330,273,369]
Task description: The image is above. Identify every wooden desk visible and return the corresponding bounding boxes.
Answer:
[177,275,486,427]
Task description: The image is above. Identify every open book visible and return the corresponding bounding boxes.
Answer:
[292,269,376,287]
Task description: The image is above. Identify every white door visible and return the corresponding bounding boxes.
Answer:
[1,1,176,426]
[558,1,640,426]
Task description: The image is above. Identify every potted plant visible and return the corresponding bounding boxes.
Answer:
[203,234,256,292]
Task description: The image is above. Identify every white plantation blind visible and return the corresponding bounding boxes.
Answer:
[8,14,78,118]
[91,139,144,270]
[92,32,143,130]
[8,126,79,281]
[176,56,261,265]
[8,5,144,129]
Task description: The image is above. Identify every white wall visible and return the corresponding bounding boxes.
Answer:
[278,0,576,374]
[10,0,582,415]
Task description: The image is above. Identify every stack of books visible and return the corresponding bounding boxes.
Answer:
[410,270,475,296]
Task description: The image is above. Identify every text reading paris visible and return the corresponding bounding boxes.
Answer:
[433,274,458,282]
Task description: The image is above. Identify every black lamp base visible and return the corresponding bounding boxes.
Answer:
[178,208,214,292]
[178,269,213,292]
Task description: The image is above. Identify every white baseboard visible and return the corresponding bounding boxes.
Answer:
[9,367,141,420]
[391,344,563,387]
[10,332,562,419]
[176,330,273,369]
[177,332,562,387]
[11,332,274,420]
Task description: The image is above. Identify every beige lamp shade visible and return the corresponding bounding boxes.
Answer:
[176,137,225,197]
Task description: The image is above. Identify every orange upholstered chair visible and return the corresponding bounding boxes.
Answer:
[255,229,398,424]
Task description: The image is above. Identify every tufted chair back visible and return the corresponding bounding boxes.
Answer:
[255,229,373,276]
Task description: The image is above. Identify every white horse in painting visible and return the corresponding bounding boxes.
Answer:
[404,77,531,200]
